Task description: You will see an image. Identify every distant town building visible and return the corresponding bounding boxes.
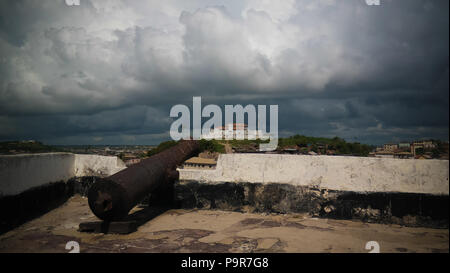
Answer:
[375,139,441,159]
[413,140,435,149]
[398,142,411,150]
[202,123,262,140]
[124,158,141,166]
[383,143,398,151]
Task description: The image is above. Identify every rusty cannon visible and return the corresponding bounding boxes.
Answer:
[87,140,199,221]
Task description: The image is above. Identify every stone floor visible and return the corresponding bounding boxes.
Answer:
[0,195,448,253]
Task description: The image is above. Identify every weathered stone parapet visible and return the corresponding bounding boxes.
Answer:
[0,153,126,234]
[178,154,449,195]
[175,180,449,228]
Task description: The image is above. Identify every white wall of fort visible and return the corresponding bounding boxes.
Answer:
[2,152,448,198]
[178,154,449,195]
[0,153,126,197]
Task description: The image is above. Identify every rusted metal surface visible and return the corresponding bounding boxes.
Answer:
[88,140,199,221]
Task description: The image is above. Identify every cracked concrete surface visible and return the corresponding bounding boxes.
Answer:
[0,195,448,253]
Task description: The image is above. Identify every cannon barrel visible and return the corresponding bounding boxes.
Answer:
[88,140,199,221]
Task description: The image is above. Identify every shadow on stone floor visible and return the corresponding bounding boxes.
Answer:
[79,205,170,234]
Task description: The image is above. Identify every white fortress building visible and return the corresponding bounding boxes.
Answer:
[201,123,263,140]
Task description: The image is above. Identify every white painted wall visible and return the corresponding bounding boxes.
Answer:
[0,153,126,197]
[178,154,449,195]
[0,153,75,197]
[74,154,126,177]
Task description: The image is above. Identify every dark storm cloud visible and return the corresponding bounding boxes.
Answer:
[0,0,448,145]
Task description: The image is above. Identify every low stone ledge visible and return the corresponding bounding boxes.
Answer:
[0,180,72,234]
[175,180,449,228]
[0,176,99,235]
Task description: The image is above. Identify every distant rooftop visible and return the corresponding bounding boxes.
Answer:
[217,123,248,130]
[184,157,217,165]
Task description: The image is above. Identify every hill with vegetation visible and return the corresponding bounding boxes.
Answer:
[277,135,374,156]
[146,135,374,157]
[0,141,62,155]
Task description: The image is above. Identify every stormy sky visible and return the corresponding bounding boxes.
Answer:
[0,0,448,145]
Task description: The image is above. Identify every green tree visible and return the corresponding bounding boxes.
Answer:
[147,140,178,157]
[199,139,225,153]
